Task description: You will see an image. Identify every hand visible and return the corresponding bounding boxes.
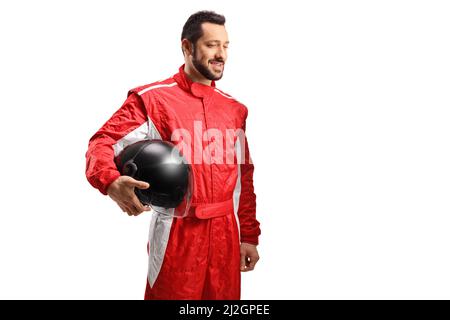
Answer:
[240,242,259,272]
[107,176,151,216]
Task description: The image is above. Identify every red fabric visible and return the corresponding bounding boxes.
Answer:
[85,94,147,195]
[85,65,260,299]
[145,214,241,299]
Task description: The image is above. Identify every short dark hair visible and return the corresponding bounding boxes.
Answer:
[181,10,226,45]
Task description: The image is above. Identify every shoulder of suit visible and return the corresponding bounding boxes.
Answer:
[214,87,249,120]
[128,77,177,97]
[213,87,239,101]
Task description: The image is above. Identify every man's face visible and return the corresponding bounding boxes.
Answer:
[191,22,229,81]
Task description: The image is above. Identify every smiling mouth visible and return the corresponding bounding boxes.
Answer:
[210,61,224,67]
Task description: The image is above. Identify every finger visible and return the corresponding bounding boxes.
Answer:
[136,181,150,190]
[241,257,253,272]
[124,201,139,216]
[118,201,133,215]
[124,207,134,216]
[129,204,140,216]
[130,194,147,215]
[247,257,259,271]
[240,253,246,271]
[124,205,135,216]
[125,177,150,190]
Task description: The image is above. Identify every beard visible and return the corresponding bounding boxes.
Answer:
[192,45,224,81]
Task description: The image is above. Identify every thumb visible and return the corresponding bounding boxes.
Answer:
[126,177,150,189]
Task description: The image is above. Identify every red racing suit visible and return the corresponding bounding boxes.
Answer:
[85,65,261,299]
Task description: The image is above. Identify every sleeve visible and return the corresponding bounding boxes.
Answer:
[85,92,149,195]
[237,109,261,245]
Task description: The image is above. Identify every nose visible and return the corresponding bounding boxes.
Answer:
[215,46,227,61]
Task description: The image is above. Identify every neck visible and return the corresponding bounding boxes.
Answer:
[184,63,212,86]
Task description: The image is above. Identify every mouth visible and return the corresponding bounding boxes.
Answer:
[210,61,224,68]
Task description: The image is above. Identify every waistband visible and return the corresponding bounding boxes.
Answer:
[189,198,234,219]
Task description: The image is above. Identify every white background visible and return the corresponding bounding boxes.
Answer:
[0,0,449,299]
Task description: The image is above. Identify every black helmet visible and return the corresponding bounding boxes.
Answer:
[114,139,193,215]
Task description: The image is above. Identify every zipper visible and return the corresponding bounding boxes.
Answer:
[201,95,214,202]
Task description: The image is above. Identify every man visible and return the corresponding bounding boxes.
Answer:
[85,11,261,300]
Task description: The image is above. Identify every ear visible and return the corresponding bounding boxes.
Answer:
[181,39,193,57]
